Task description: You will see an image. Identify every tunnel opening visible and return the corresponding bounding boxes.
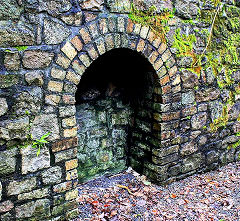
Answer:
[75,48,161,182]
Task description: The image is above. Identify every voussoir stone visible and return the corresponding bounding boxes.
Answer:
[23,50,54,69]
[44,18,71,45]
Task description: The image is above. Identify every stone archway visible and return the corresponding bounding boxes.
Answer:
[50,15,179,187]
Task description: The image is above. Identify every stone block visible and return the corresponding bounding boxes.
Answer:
[62,94,76,104]
[180,141,198,156]
[31,114,60,141]
[140,26,150,39]
[99,18,108,34]
[0,21,35,47]
[23,50,54,69]
[66,169,78,181]
[55,148,77,163]
[21,146,50,175]
[79,27,91,44]
[62,117,77,128]
[65,159,78,171]
[59,106,76,118]
[0,74,19,88]
[88,22,99,39]
[39,0,72,16]
[15,199,51,219]
[72,60,86,76]
[4,52,20,71]
[53,181,74,193]
[42,166,62,185]
[114,33,121,48]
[66,70,81,85]
[71,36,83,51]
[7,177,36,196]
[25,71,44,86]
[0,98,8,117]
[79,53,92,67]
[61,42,77,61]
[18,188,49,201]
[181,70,199,89]
[105,34,115,51]
[86,44,99,60]
[182,91,195,105]
[181,153,203,173]
[196,88,220,102]
[80,0,104,11]
[153,145,179,158]
[65,188,78,201]
[95,38,106,55]
[0,201,14,213]
[64,127,78,138]
[45,94,61,106]
[137,39,145,52]
[191,112,207,130]
[48,81,64,92]
[52,137,78,152]
[153,58,163,71]
[56,54,71,69]
[51,67,66,80]
[44,19,71,44]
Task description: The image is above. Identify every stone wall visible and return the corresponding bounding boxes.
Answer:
[0,0,239,220]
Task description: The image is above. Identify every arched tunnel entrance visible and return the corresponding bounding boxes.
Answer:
[75,48,161,182]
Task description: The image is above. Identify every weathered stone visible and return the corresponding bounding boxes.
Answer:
[191,112,207,130]
[80,0,104,11]
[25,71,44,86]
[52,137,78,153]
[21,146,50,174]
[180,141,198,156]
[56,54,71,69]
[0,148,17,175]
[0,98,8,117]
[0,74,19,88]
[206,150,219,164]
[79,53,92,67]
[44,19,71,44]
[61,11,83,26]
[0,182,2,201]
[51,67,66,80]
[64,127,77,138]
[62,117,77,128]
[65,189,78,201]
[45,94,61,106]
[196,88,220,102]
[42,166,62,185]
[23,50,54,69]
[0,0,23,20]
[66,168,78,180]
[7,177,36,196]
[0,117,29,140]
[181,70,199,88]
[153,145,179,158]
[31,114,60,141]
[0,21,35,47]
[39,0,72,16]
[79,27,91,44]
[175,0,200,19]
[4,52,20,71]
[59,106,76,118]
[18,188,49,201]
[182,91,195,105]
[66,70,81,85]
[181,153,203,173]
[55,148,77,163]
[61,42,77,60]
[15,199,51,219]
[48,81,64,92]
[65,159,78,171]
[0,201,14,213]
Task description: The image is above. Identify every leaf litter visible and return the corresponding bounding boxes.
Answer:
[74,162,240,221]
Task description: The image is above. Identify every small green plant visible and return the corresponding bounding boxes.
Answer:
[20,132,51,156]
[5,46,28,53]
